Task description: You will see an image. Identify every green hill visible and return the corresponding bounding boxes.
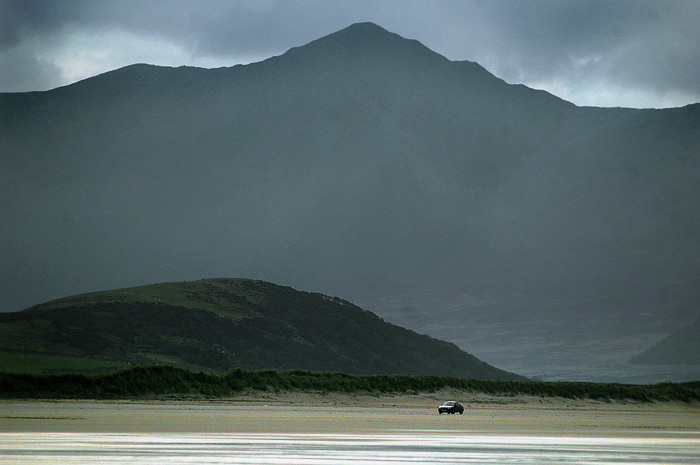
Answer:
[0,278,524,380]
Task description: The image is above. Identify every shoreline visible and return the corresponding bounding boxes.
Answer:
[2,392,699,437]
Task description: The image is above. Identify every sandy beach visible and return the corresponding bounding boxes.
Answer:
[2,391,699,438]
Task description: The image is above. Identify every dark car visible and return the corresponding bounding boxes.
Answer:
[438,401,464,414]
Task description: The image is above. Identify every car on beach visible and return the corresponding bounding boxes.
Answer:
[437,401,464,414]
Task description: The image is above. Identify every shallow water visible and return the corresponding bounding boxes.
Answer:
[2,432,699,464]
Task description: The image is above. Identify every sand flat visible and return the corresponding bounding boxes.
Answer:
[1,393,699,438]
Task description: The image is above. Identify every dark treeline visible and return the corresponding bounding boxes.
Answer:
[1,365,699,402]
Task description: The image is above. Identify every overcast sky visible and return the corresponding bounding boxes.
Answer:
[1,0,698,108]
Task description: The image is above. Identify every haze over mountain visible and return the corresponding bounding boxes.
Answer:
[2,23,699,382]
[630,317,700,366]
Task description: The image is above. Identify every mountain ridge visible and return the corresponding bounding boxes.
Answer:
[1,22,699,382]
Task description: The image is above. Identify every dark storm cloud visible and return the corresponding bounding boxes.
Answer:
[459,0,700,105]
[0,0,698,107]
[1,0,374,56]
[0,0,112,48]
[375,0,699,107]
[0,0,54,48]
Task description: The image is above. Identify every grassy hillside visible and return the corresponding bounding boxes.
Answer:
[0,279,524,380]
[2,365,698,403]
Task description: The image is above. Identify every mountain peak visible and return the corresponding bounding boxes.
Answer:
[334,22,393,37]
[315,22,400,45]
[283,22,444,65]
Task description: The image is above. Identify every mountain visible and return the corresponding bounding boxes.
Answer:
[0,278,524,380]
[630,317,700,365]
[1,22,699,382]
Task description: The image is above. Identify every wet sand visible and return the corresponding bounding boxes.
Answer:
[2,391,699,438]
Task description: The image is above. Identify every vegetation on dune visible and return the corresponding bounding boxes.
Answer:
[1,365,698,403]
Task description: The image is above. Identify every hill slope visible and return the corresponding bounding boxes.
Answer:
[630,318,700,365]
[2,22,699,382]
[0,278,524,380]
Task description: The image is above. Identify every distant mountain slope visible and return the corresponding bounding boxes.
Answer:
[2,22,699,382]
[0,278,525,380]
[630,318,700,365]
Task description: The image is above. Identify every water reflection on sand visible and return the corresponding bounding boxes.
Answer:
[2,432,699,464]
